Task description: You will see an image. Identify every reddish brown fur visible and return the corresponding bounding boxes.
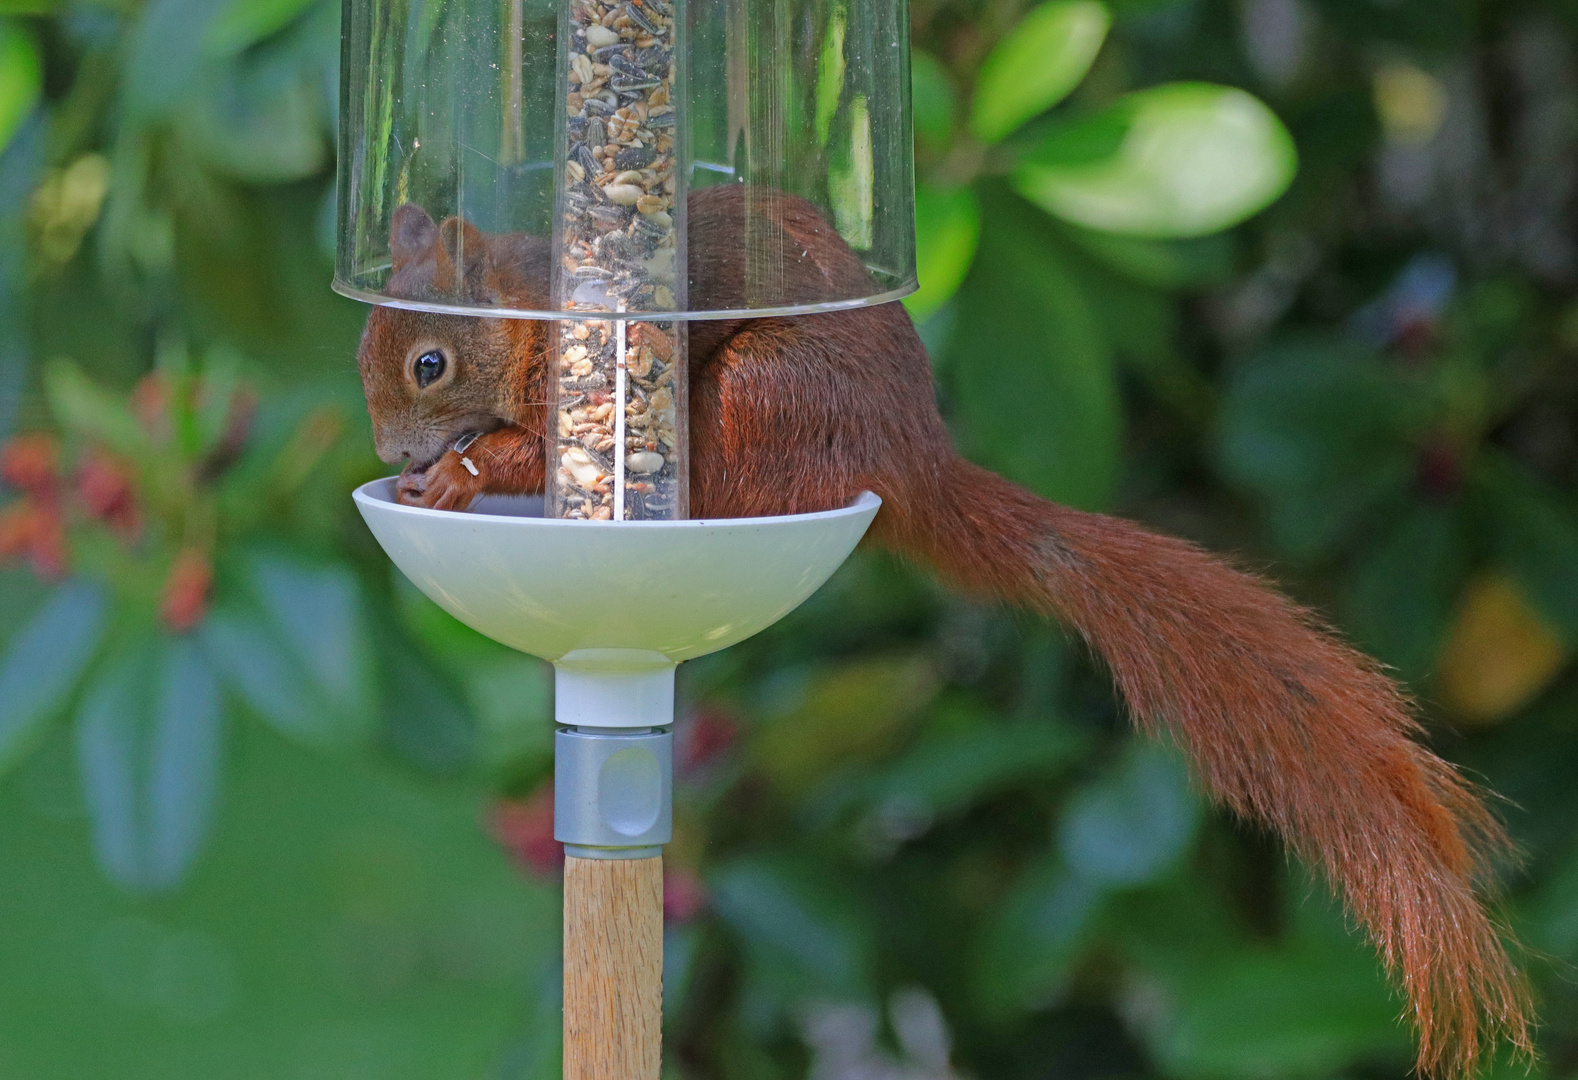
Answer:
[359,186,1531,1074]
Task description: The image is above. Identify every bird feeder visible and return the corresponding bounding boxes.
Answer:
[338,0,913,1071]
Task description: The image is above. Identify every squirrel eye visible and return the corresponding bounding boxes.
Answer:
[413,350,446,388]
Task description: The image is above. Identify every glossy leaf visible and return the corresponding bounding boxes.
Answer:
[202,554,375,748]
[1060,226,1236,289]
[970,1,1111,144]
[0,19,41,157]
[1140,899,1407,1078]
[751,655,939,794]
[0,579,107,776]
[710,856,872,997]
[906,184,981,321]
[150,638,225,884]
[43,358,152,459]
[1059,742,1198,887]
[1015,83,1297,237]
[76,636,224,891]
[814,5,847,146]
[870,721,1083,820]
[910,50,957,143]
[1523,838,1578,957]
[1436,574,1567,723]
[248,555,373,727]
[185,50,329,183]
[380,632,478,776]
[203,0,318,56]
[1343,501,1470,684]
[1214,339,1416,559]
[974,853,1105,1016]
[0,75,37,442]
[948,190,1120,509]
[1481,456,1578,645]
[122,0,220,121]
[465,656,554,775]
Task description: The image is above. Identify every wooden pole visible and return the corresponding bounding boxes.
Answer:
[564,855,663,1080]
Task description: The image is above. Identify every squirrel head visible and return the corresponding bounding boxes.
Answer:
[357,205,546,469]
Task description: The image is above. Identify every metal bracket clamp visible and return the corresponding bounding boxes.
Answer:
[555,727,673,859]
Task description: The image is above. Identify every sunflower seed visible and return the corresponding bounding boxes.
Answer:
[624,2,659,35]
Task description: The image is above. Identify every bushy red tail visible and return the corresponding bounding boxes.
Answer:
[894,457,1531,1076]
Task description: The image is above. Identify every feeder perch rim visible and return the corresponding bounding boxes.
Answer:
[353,478,882,528]
[330,278,920,323]
[352,479,882,675]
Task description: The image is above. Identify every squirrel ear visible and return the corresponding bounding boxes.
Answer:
[390,204,438,271]
[435,216,496,300]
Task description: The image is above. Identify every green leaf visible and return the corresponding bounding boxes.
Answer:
[1108,873,1247,977]
[148,638,224,885]
[814,4,847,146]
[68,661,144,889]
[184,50,329,183]
[1478,455,1578,646]
[1059,741,1198,887]
[751,655,940,794]
[828,93,875,249]
[710,856,872,997]
[905,184,981,321]
[465,656,554,776]
[970,1,1111,144]
[0,19,41,157]
[193,344,244,457]
[380,631,477,777]
[973,853,1105,1016]
[395,576,552,775]
[1343,501,1470,683]
[1014,83,1297,237]
[0,66,37,444]
[123,0,224,121]
[860,720,1085,822]
[42,359,152,459]
[203,0,318,56]
[1214,338,1416,559]
[248,555,373,722]
[1139,898,1407,1079]
[664,924,702,1012]
[1076,253,1176,368]
[911,50,957,143]
[202,554,375,748]
[947,188,1120,509]
[76,636,225,892]
[1060,225,1236,290]
[1522,837,1578,957]
[1153,950,1406,1077]
[0,580,108,776]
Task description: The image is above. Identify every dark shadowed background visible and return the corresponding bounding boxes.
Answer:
[0,0,1576,1077]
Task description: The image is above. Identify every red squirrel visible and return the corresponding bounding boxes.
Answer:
[358,184,1529,1074]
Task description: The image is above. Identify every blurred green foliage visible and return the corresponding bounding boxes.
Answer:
[1,0,1578,1078]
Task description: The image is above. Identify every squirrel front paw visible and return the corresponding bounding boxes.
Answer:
[396,452,485,511]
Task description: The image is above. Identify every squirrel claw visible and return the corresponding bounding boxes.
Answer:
[396,464,430,505]
[399,451,484,511]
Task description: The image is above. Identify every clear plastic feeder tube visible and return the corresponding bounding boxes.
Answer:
[336,0,915,322]
[548,0,687,521]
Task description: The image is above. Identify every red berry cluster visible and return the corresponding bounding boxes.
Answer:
[0,369,257,633]
[0,434,69,579]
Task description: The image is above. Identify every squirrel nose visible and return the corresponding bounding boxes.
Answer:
[372,433,406,465]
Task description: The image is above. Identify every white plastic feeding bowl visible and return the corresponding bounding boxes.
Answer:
[353,479,881,728]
